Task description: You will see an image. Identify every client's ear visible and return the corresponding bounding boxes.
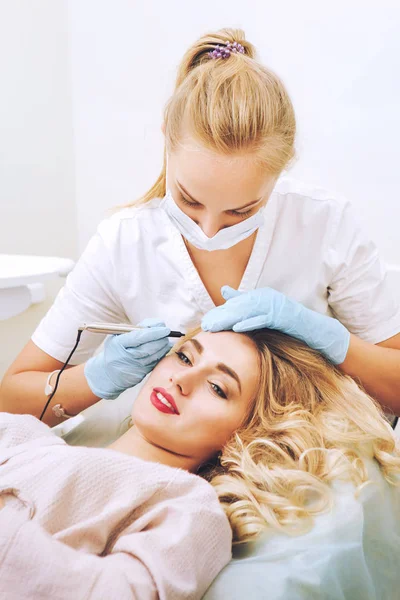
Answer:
[161,122,166,135]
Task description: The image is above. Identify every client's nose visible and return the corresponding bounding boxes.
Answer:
[170,370,194,396]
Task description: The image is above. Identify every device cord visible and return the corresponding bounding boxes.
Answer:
[39,329,83,421]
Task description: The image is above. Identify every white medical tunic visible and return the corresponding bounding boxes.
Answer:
[32,176,400,365]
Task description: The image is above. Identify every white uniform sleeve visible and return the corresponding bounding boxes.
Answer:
[31,218,128,364]
[327,201,400,344]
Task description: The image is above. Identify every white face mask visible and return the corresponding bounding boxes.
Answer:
[161,189,265,252]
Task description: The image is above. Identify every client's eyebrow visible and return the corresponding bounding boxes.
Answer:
[216,363,242,394]
[186,339,242,394]
[177,181,262,212]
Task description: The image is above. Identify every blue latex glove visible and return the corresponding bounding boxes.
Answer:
[84,318,172,399]
[202,286,350,365]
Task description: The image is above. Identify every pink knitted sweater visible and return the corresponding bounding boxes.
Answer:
[0,414,231,599]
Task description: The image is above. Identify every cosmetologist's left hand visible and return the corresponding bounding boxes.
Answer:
[201,286,350,365]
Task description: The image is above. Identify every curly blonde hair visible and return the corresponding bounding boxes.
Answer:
[174,328,400,544]
[124,27,295,208]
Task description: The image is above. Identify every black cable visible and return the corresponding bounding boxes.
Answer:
[39,330,83,421]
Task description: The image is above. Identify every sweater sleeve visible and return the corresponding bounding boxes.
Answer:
[327,201,400,343]
[0,476,232,600]
[0,505,157,600]
[0,413,58,449]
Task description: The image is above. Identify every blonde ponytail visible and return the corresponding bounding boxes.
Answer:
[173,29,256,90]
[125,28,296,208]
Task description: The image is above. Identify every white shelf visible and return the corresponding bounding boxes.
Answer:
[0,254,75,320]
[0,254,75,289]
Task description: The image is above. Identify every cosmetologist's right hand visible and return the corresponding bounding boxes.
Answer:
[84,318,172,399]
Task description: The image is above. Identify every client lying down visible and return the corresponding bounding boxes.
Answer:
[0,326,399,599]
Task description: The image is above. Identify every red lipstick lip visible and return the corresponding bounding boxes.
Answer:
[152,387,180,415]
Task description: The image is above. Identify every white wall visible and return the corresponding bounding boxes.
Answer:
[68,0,400,262]
[0,0,77,257]
[0,0,77,376]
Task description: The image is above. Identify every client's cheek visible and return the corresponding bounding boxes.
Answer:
[146,356,173,383]
[201,421,236,452]
[215,417,244,448]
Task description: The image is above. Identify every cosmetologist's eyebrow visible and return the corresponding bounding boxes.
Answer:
[176,181,262,211]
[187,339,242,393]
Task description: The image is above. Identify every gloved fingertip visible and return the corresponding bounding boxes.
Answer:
[137,318,166,328]
[201,315,212,330]
[158,325,171,334]
[220,284,232,293]
[148,327,171,341]
[121,326,171,349]
[221,285,241,300]
[203,324,221,333]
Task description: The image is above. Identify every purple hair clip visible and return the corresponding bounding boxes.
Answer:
[208,40,245,60]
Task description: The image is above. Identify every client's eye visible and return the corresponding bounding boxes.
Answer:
[209,382,227,399]
[175,351,192,366]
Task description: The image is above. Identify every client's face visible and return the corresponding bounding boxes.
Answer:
[131,331,259,467]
